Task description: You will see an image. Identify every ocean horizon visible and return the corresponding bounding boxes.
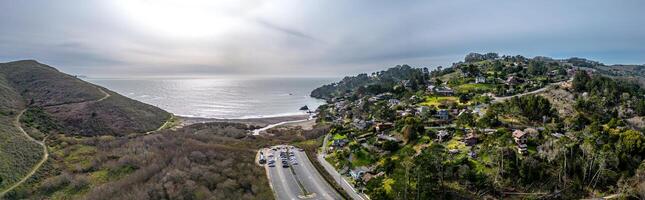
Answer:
[85,76,336,119]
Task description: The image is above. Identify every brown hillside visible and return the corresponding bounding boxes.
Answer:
[0,60,171,136]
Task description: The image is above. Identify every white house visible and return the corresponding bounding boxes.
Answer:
[475,76,486,84]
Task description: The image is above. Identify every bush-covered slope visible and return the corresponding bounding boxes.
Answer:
[6,122,274,200]
[0,73,44,192]
[44,90,171,136]
[0,60,171,136]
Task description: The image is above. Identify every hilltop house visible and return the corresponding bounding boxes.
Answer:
[513,130,528,154]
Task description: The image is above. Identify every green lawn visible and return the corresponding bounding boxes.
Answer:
[332,133,347,140]
[351,149,374,167]
[455,83,495,93]
[420,96,459,107]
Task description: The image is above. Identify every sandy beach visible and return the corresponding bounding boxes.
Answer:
[179,114,311,128]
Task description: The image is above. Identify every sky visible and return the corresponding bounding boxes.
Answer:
[1,0,644,77]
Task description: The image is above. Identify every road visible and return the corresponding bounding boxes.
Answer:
[0,109,49,197]
[252,118,309,135]
[262,145,342,200]
[318,135,368,200]
[493,78,571,103]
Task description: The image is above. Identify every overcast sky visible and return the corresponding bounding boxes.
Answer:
[1,0,644,77]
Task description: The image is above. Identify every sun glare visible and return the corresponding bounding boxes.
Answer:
[111,0,240,38]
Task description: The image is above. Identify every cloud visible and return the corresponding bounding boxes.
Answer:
[1,0,644,77]
[255,19,323,43]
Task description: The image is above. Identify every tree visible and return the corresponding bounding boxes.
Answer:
[434,78,443,86]
[382,140,400,152]
[619,130,645,154]
[572,71,591,92]
[635,99,645,116]
[478,111,500,127]
[527,60,547,76]
[506,95,556,122]
[402,117,422,144]
[456,111,476,128]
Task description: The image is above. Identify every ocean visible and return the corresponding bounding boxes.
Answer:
[85,77,336,119]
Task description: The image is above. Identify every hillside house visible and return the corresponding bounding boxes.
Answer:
[513,130,528,154]
[475,76,486,84]
[362,172,384,183]
[468,150,477,158]
[506,76,522,86]
[401,80,412,89]
[388,99,401,107]
[426,85,436,92]
[463,132,478,146]
[332,139,349,148]
[513,130,528,144]
[436,109,450,120]
[375,122,394,132]
[436,130,450,142]
[352,119,369,130]
[396,110,411,117]
[416,106,430,116]
[350,167,370,181]
[377,134,402,143]
[433,87,455,96]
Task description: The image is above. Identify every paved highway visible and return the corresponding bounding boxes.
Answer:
[318,135,368,200]
[262,145,342,200]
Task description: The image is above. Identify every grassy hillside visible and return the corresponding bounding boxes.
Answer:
[0,60,171,194]
[0,60,171,136]
[0,73,43,192]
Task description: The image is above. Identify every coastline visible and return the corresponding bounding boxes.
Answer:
[179,114,312,128]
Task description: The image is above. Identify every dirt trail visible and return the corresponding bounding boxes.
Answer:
[0,86,108,196]
[0,109,49,197]
[95,87,111,102]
